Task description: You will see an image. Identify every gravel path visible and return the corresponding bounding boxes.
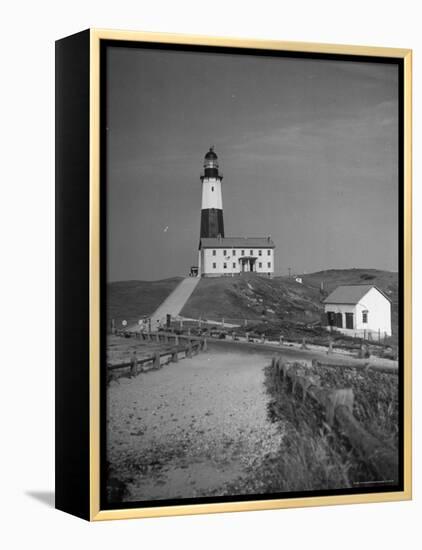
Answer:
[107,344,284,502]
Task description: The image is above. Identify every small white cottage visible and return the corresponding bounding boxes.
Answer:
[323,284,392,338]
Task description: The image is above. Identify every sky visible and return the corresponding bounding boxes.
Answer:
[106,46,399,282]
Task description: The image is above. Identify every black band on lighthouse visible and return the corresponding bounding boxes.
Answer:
[200,209,225,239]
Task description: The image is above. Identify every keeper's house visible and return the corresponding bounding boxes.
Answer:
[323,284,392,338]
[199,236,275,277]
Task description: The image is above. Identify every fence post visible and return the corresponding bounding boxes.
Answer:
[244,318,248,328]
[222,317,225,328]
[301,337,308,350]
[325,388,354,426]
[186,341,192,358]
[175,335,179,346]
[279,334,283,346]
[130,352,138,377]
[202,337,207,352]
[171,349,178,363]
[327,339,333,354]
[154,351,161,369]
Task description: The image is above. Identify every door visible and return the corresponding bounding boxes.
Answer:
[345,312,354,329]
[335,313,343,328]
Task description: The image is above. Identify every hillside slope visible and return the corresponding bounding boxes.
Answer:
[107,278,182,328]
[181,273,322,324]
[182,269,398,335]
[107,269,399,336]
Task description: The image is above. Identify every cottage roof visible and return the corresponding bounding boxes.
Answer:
[323,284,391,305]
[200,237,275,249]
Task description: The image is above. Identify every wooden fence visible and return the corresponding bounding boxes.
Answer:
[271,356,398,481]
[108,337,207,375]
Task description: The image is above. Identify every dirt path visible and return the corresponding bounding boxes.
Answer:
[107,344,284,502]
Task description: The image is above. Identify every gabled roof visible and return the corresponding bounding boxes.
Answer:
[200,237,275,249]
[323,284,391,305]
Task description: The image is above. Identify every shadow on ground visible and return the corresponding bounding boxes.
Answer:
[26,491,55,508]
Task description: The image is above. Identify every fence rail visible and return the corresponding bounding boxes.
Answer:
[272,356,398,481]
[107,337,207,374]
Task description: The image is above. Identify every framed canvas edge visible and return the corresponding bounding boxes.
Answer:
[88,28,412,521]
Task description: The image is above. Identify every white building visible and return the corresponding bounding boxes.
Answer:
[197,147,276,277]
[323,284,392,338]
[199,236,275,277]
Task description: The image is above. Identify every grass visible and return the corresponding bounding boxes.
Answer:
[251,361,399,493]
[181,273,322,324]
[107,277,182,328]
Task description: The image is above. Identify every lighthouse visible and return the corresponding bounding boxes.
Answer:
[200,147,225,238]
[197,147,276,278]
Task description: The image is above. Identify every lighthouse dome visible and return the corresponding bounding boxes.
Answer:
[205,147,218,160]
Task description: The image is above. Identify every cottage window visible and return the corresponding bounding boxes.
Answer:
[267,250,271,256]
[232,263,236,269]
[250,250,253,255]
[267,262,271,268]
[212,262,216,269]
[212,250,216,256]
[223,262,227,269]
[223,250,227,256]
[233,250,236,256]
[259,262,262,268]
[362,310,368,324]
[241,250,245,256]
[258,250,262,256]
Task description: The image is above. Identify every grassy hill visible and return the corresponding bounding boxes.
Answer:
[107,268,399,337]
[181,274,322,324]
[107,278,182,328]
[182,268,398,337]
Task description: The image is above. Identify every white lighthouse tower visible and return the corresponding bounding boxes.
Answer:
[200,147,225,239]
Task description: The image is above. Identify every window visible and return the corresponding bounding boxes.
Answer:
[232,263,236,269]
[223,262,227,269]
[267,250,271,256]
[212,262,216,269]
[223,250,227,256]
[267,262,271,268]
[259,262,262,268]
[233,250,236,256]
[362,310,368,324]
[211,186,214,192]
[212,250,216,256]
[258,250,262,256]
[250,250,253,255]
[241,250,245,256]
